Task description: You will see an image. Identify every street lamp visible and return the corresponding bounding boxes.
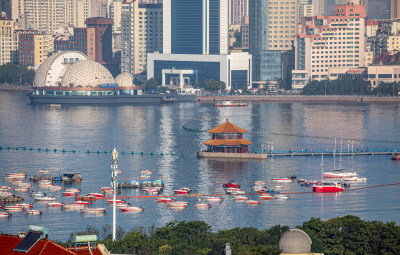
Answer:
[111,147,119,241]
[347,140,351,152]
[267,141,273,154]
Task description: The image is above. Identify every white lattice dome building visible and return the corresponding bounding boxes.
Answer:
[115,72,134,87]
[61,60,115,87]
[278,229,312,254]
[33,51,115,88]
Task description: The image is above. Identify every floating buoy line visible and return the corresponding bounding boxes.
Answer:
[0,146,185,157]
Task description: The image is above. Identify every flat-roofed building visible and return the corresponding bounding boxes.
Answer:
[0,12,18,65]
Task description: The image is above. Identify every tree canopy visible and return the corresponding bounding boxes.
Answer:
[0,63,35,85]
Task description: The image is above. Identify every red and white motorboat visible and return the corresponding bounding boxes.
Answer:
[0,185,12,190]
[233,195,249,201]
[259,194,274,200]
[142,188,160,194]
[45,201,64,207]
[166,201,188,208]
[225,187,245,195]
[0,191,13,197]
[4,205,24,211]
[14,187,30,192]
[15,203,33,208]
[48,185,62,191]
[73,201,91,205]
[87,193,105,198]
[194,203,212,209]
[245,200,261,205]
[202,196,223,202]
[322,170,358,179]
[100,187,112,192]
[65,188,81,193]
[271,177,292,183]
[174,189,189,195]
[106,199,125,204]
[63,204,85,210]
[155,197,175,203]
[25,210,42,215]
[223,180,240,188]
[0,212,11,217]
[5,172,26,179]
[62,191,77,197]
[116,203,130,208]
[119,206,143,212]
[80,208,106,214]
[312,183,344,193]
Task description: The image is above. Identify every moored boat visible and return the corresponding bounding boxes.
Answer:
[155,197,175,203]
[214,101,248,107]
[312,183,344,193]
[202,196,223,202]
[233,195,249,201]
[343,176,367,182]
[34,196,56,201]
[15,203,33,208]
[274,194,290,199]
[31,191,46,197]
[87,192,105,198]
[245,200,260,205]
[194,203,212,209]
[323,170,358,179]
[63,204,85,210]
[106,199,125,204]
[5,172,26,179]
[45,201,64,207]
[0,212,11,218]
[65,188,80,193]
[14,187,30,192]
[391,151,400,160]
[225,187,245,194]
[259,194,273,200]
[4,205,24,211]
[271,177,292,183]
[119,206,143,212]
[73,201,91,205]
[62,191,77,197]
[25,209,42,215]
[80,208,106,214]
[223,180,240,188]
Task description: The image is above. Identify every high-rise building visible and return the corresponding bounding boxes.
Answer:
[18,31,53,68]
[292,0,366,90]
[390,0,400,20]
[0,12,18,65]
[64,0,92,28]
[85,17,113,63]
[120,1,163,74]
[230,0,248,25]
[23,0,65,34]
[163,0,228,55]
[148,0,252,91]
[241,16,249,49]
[311,0,327,16]
[250,0,298,82]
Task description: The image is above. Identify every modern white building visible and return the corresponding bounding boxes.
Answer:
[292,0,366,90]
[147,0,251,91]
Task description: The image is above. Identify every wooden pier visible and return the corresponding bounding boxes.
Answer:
[266,150,397,158]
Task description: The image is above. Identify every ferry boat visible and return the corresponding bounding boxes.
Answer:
[312,183,344,193]
[214,101,248,107]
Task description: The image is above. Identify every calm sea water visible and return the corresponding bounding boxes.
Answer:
[0,91,399,241]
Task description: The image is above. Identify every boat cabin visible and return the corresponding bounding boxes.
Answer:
[202,118,252,153]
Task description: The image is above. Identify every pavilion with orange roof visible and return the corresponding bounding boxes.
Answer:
[202,118,252,153]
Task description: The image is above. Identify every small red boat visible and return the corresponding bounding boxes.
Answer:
[245,200,260,205]
[223,180,240,188]
[73,201,91,205]
[195,203,212,209]
[259,194,273,200]
[106,199,125,204]
[15,203,33,208]
[62,191,77,197]
[4,205,24,211]
[87,193,105,198]
[233,196,249,201]
[0,212,11,218]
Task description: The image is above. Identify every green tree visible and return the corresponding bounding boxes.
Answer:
[233,30,242,48]
[0,63,35,85]
[143,78,159,92]
[203,79,226,92]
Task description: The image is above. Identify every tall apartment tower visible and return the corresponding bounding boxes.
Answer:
[390,0,400,19]
[64,0,93,28]
[85,17,113,63]
[311,0,327,16]
[23,0,65,34]
[0,12,18,65]
[250,0,298,82]
[292,0,366,90]
[120,1,163,74]
[163,0,228,55]
[230,0,248,25]
[18,31,54,68]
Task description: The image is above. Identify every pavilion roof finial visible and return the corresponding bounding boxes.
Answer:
[226,118,229,122]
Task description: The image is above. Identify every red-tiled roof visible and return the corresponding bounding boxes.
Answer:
[0,234,104,255]
[207,118,247,134]
[203,138,252,146]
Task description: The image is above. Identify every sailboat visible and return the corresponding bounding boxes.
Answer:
[323,138,358,179]
[312,153,345,193]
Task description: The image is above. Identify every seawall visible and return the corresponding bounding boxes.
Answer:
[196,95,400,103]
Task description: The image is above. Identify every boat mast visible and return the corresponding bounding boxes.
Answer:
[340,138,343,169]
[111,147,119,241]
[334,138,336,170]
[321,152,324,180]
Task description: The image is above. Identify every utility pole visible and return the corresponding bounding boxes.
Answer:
[111,147,119,241]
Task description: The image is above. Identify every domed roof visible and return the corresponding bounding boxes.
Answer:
[34,51,89,87]
[61,60,115,87]
[115,72,133,87]
[278,229,312,254]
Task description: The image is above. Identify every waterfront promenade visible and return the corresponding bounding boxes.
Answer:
[197,95,400,103]
[265,149,397,158]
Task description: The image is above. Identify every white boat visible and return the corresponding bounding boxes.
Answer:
[65,188,80,193]
[5,172,26,179]
[274,195,290,200]
[271,177,292,183]
[4,205,24,211]
[343,176,367,182]
[48,185,62,191]
[80,208,106,214]
[106,199,125,204]
[63,204,85,210]
[116,203,131,208]
[259,194,273,200]
[0,186,12,190]
[0,191,13,197]
[254,181,266,186]
[119,206,143,212]
[100,187,112,192]
[87,192,105,198]
[62,191,77,196]
[225,188,245,194]
[34,196,56,201]
[14,187,30,192]
[15,203,33,208]
[45,201,64,207]
[323,170,358,179]
[233,196,249,201]
[194,203,212,209]
[0,212,11,218]
[26,210,42,215]
[202,196,223,202]
[245,200,261,205]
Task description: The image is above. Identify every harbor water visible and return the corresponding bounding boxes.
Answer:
[0,91,399,240]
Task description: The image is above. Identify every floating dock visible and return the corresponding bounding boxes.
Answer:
[197,151,268,160]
